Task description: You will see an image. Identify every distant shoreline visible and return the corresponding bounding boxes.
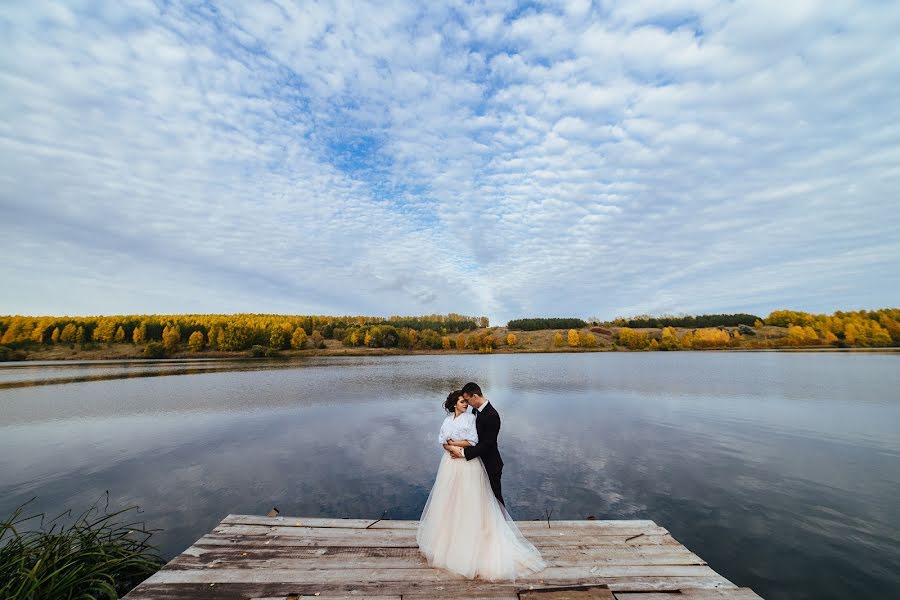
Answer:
[6,344,900,362]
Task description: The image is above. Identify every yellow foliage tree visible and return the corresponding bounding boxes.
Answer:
[188,331,205,352]
[457,333,467,350]
[567,329,580,347]
[60,324,77,343]
[291,327,308,349]
[579,331,597,347]
[442,336,451,350]
[506,333,518,346]
[786,325,819,346]
[691,328,731,348]
[616,327,649,350]
[553,332,564,347]
[162,325,181,353]
[51,327,60,344]
[132,327,144,345]
[660,326,678,350]
[115,326,126,343]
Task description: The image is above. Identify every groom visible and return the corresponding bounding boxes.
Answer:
[448,382,504,506]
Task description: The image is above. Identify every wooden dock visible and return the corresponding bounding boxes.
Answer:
[122,514,762,599]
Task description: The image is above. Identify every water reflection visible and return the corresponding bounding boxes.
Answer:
[0,353,898,600]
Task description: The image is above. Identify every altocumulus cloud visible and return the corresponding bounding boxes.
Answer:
[1,0,898,322]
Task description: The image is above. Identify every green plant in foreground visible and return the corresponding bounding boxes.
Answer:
[0,494,165,599]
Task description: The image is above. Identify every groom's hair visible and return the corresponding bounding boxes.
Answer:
[461,382,482,397]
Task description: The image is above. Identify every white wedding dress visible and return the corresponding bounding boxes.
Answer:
[416,411,546,581]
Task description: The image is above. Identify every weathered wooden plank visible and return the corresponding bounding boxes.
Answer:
[195,532,682,549]
[221,515,659,530]
[521,585,615,599]
[213,521,669,539]
[252,597,402,600]
[212,523,669,538]
[188,542,699,558]
[165,545,706,571]
[140,564,729,585]
[165,554,708,571]
[124,576,737,600]
[615,589,763,599]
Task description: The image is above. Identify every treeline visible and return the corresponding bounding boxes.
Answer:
[610,313,761,328]
[763,308,899,347]
[612,307,899,350]
[507,318,587,331]
[0,313,488,357]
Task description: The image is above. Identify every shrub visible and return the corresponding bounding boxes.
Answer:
[143,342,166,359]
[0,496,165,599]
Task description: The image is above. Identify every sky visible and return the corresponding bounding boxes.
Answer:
[1,0,898,324]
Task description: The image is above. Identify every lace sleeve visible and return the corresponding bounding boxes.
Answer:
[463,413,478,445]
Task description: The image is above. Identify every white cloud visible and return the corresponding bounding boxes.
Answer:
[1,0,898,323]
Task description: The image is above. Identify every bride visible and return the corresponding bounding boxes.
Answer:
[416,389,545,581]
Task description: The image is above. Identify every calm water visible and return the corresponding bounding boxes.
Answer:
[1,353,898,599]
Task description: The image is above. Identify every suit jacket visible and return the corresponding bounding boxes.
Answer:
[463,402,503,475]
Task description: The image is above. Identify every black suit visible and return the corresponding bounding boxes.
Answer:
[463,402,504,505]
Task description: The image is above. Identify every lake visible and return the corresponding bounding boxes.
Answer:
[1,352,898,599]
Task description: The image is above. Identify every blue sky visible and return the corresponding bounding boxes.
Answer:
[1,0,898,323]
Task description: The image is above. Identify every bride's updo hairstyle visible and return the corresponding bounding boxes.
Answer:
[444,390,464,413]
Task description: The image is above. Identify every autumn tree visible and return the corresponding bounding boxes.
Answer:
[567,329,580,347]
[456,333,468,350]
[615,327,648,350]
[162,325,181,353]
[92,319,117,344]
[74,326,85,344]
[690,328,731,348]
[310,330,325,349]
[60,324,77,343]
[269,323,291,350]
[506,333,518,347]
[115,326,126,343]
[132,327,144,345]
[442,336,451,350]
[188,330,205,352]
[579,331,597,347]
[659,326,678,351]
[553,332,564,347]
[291,327,308,349]
[51,327,61,344]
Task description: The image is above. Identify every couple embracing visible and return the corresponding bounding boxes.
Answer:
[416,382,546,581]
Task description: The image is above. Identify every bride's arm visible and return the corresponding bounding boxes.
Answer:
[445,440,472,447]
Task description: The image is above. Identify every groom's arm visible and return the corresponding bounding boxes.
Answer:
[463,413,499,461]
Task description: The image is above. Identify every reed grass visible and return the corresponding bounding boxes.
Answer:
[0,493,165,599]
